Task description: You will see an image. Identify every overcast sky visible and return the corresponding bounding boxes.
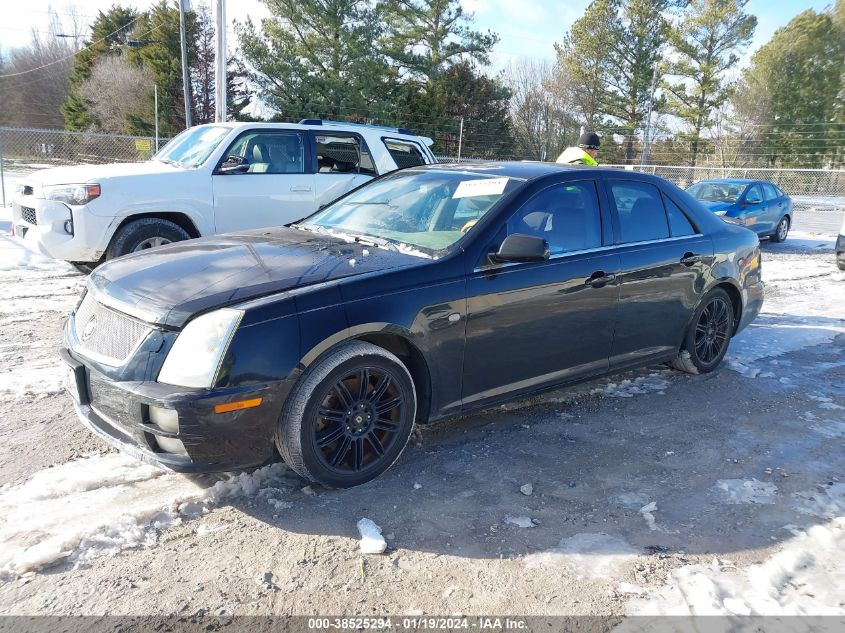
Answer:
[0,0,834,72]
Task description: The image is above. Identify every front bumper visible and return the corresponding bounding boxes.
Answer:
[62,347,290,473]
[11,195,111,262]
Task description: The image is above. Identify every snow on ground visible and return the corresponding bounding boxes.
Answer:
[525,532,639,580]
[0,216,83,397]
[623,518,845,616]
[0,452,290,577]
[715,479,778,505]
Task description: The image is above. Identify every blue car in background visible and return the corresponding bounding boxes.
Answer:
[686,179,793,242]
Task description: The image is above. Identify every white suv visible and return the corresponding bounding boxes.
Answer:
[11,120,436,264]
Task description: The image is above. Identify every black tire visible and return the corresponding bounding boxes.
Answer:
[106,218,191,260]
[671,288,734,375]
[838,259,845,272]
[770,216,790,243]
[276,341,417,488]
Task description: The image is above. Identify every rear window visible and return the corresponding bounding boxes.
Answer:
[383,139,428,169]
[609,181,670,243]
[762,183,781,200]
[316,134,377,176]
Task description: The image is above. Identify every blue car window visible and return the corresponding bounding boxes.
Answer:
[762,183,780,200]
[745,185,763,205]
[610,181,670,243]
[507,181,602,255]
[663,195,697,237]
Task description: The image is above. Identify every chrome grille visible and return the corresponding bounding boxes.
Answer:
[21,206,36,225]
[73,293,153,365]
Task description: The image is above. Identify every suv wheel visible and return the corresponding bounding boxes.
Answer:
[106,218,191,260]
[276,341,417,488]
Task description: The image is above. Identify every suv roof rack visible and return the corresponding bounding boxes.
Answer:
[299,119,416,137]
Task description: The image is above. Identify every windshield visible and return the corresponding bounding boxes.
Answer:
[154,125,230,168]
[686,181,746,204]
[299,169,525,253]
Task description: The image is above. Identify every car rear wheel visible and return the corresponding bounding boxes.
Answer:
[770,216,789,243]
[671,288,734,375]
[106,218,191,260]
[276,341,417,488]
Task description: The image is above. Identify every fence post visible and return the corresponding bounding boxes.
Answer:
[457,117,464,162]
[0,131,6,208]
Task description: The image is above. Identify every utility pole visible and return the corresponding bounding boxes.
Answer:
[641,63,658,166]
[214,0,227,122]
[456,117,464,161]
[154,84,160,152]
[178,0,192,128]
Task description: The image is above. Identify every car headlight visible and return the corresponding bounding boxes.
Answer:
[158,308,243,388]
[43,183,101,205]
[714,210,727,216]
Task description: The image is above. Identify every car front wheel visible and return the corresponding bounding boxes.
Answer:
[671,288,734,375]
[276,341,417,488]
[106,218,191,260]
[770,216,790,243]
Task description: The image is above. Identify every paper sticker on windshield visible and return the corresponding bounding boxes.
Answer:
[453,177,509,199]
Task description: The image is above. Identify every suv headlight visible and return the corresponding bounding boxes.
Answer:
[44,183,101,205]
[158,308,243,388]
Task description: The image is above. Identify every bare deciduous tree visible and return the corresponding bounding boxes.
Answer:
[505,59,576,161]
[79,55,154,134]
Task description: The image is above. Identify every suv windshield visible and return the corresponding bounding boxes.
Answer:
[686,181,745,204]
[154,125,230,168]
[300,169,525,254]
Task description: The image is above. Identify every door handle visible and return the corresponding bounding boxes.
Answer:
[680,253,702,266]
[585,271,616,287]
[290,185,312,192]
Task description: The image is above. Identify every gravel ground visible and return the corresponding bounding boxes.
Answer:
[0,223,843,617]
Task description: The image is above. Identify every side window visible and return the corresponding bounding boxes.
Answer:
[316,134,377,176]
[745,185,763,205]
[222,131,307,174]
[762,183,780,200]
[662,195,697,237]
[383,139,427,169]
[506,181,602,255]
[609,181,670,243]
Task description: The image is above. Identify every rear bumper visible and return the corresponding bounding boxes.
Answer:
[737,279,764,335]
[62,348,290,473]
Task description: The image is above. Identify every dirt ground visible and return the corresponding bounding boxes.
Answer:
[0,228,843,618]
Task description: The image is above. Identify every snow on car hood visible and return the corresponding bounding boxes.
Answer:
[87,228,427,328]
[23,161,180,186]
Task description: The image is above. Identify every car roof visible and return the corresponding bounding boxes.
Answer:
[196,120,429,142]
[697,178,768,186]
[413,161,617,180]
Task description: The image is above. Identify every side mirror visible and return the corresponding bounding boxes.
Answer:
[218,156,249,175]
[489,233,550,264]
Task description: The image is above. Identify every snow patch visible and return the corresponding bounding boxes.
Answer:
[715,479,778,505]
[591,374,670,398]
[625,518,845,615]
[504,515,534,528]
[0,453,289,577]
[357,518,387,554]
[792,484,845,519]
[525,532,638,579]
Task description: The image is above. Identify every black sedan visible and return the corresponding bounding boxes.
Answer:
[62,162,764,488]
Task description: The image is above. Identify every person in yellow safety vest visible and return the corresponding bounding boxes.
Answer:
[556,131,601,166]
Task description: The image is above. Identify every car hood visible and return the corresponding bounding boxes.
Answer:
[698,200,736,213]
[25,161,181,187]
[88,229,428,328]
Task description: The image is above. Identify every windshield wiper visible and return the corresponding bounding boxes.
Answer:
[157,157,183,167]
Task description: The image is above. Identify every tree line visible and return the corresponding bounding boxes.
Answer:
[1,0,843,168]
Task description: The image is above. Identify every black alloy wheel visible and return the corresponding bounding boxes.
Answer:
[671,287,735,374]
[276,341,416,488]
[312,367,405,474]
[694,297,731,364]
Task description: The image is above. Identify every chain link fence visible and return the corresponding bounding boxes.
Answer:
[2,127,843,217]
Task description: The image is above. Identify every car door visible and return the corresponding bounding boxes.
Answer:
[312,132,378,209]
[740,184,769,235]
[605,178,713,369]
[462,179,620,408]
[763,182,787,229]
[212,129,315,233]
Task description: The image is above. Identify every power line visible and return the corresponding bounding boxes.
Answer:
[0,15,143,78]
